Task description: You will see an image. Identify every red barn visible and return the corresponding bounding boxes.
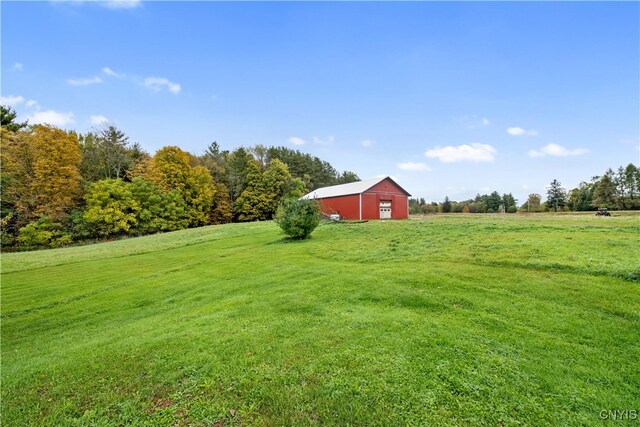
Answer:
[302,176,411,220]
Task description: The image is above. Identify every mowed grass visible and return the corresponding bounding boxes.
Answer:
[2,215,639,426]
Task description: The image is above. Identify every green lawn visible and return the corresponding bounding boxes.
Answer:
[2,215,639,426]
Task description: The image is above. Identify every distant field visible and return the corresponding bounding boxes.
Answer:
[2,215,639,426]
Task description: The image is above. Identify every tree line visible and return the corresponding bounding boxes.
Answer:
[409,164,640,215]
[528,166,640,212]
[410,192,519,214]
[0,105,358,249]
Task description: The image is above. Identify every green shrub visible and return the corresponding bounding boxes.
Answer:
[17,216,73,248]
[275,198,320,239]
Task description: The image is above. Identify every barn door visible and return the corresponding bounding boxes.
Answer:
[379,200,392,219]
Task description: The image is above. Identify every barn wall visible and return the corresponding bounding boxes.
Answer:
[361,193,379,220]
[315,178,410,220]
[392,194,409,219]
[366,179,406,195]
[362,178,410,220]
[318,195,361,220]
[361,193,409,220]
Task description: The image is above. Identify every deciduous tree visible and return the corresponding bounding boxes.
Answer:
[31,125,83,220]
[83,178,139,236]
[235,160,270,221]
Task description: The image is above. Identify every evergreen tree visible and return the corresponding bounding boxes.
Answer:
[487,191,502,212]
[502,193,517,211]
[546,179,567,212]
[442,196,452,213]
[225,147,253,203]
[200,141,227,183]
[79,125,144,182]
[615,163,640,209]
[592,169,617,209]
[1,105,28,132]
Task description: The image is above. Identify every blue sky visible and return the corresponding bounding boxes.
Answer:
[2,1,638,203]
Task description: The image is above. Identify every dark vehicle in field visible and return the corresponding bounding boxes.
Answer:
[595,208,611,217]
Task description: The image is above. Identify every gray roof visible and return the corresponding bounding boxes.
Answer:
[302,176,409,199]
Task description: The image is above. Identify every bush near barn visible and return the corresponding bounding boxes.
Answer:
[275,197,321,239]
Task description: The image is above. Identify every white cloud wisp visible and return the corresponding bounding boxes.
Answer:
[312,136,334,146]
[0,95,25,106]
[27,110,75,127]
[528,143,589,158]
[90,115,110,125]
[507,127,538,136]
[425,143,496,163]
[397,162,432,171]
[102,67,124,78]
[67,76,103,86]
[143,77,181,94]
[100,0,141,9]
[288,137,305,146]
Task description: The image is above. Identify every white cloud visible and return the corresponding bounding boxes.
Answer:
[26,100,40,108]
[144,77,181,94]
[54,0,142,9]
[288,137,305,146]
[361,139,373,147]
[0,95,25,106]
[27,110,75,126]
[528,143,588,158]
[507,127,538,136]
[312,136,334,145]
[100,0,141,9]
[12,62,23,71]
[425,143,496,163]
[102,67,123,78]
[397,162,432,171]
[482,118,490,126]
[67,76,103,86]
[90,115,109,125]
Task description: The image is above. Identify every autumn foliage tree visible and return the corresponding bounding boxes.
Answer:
[2,125,82,225]
[31,126,83,220]
[209,182,233,224]
[129,146,215,226]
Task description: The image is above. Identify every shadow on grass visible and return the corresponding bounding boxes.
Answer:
[267,235,316,245]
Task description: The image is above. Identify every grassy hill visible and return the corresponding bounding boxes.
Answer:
[2,215,639,426]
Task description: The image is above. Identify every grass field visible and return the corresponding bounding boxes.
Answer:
[2,215,639,426]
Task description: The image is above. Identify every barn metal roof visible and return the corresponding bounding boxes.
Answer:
[301,176,410,199]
